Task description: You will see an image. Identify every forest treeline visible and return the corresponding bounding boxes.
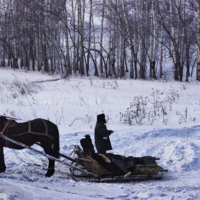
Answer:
[0,0,200,81]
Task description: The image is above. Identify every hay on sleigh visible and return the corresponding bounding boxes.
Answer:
[83,155,108,175]
[133,166,162,175]
[81,153,163,176]
[133,156,163,175]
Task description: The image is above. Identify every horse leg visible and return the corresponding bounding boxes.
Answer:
[46,159,55,177]
[41,143,55,177]
[0,138,6,173]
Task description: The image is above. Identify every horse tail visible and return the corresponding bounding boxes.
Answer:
[53,124,60,158]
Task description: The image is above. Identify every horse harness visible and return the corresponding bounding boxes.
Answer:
[1,119,54,140]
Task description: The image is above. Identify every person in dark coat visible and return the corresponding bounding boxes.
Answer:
[95,114,114,154]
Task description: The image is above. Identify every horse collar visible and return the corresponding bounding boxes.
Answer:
[1,120,11,134]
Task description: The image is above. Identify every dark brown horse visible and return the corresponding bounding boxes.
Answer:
[0,116,59,177]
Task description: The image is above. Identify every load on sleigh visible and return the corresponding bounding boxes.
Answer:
[75,135,167,179]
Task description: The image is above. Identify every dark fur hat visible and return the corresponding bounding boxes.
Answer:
[97,114,106,123]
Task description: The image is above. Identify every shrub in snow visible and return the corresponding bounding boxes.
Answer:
[120,96,147,125]
[176,108,188,124]
[120,89,179,125]
[11,80,43,98]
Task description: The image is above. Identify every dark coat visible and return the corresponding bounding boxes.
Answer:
[95,122,112,153]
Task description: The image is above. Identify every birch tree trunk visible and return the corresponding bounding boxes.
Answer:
[152,0,157,79]
[47,0,52,73]
[149,1,153,77]
[197,0,200,81]
[133,1,138,79]
[10,0,18,68]
[159,0,164,78]
[116,0,125,78]
[179,0,185,81]
[76,0,80,73]
[122,0,134,78]
[176,0,182,81]
[23,0,29,70]
[92,14,98,77]
[37,0,42,71]
[78,0,84,75]
[81,0,85,75]
[170,0,178,80]
[116,16,120,77]
[112,4,117,78]
[72,0,76,73]
[86,0,92,76]
[0,18,5,67]
[65,3,71,76]
[180,0,189,82]
[21,1,26,69]
[108,0,112,77]
[41,0,49,72]
[143,3,149,78]
[31,0,36,71]
[5,1,9,67]
[136,0,145,79]
[99,0,105,74]
[8,0,13,68]
[57,16,61,72]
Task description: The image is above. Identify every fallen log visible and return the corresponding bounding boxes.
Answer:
[31,78,63,83]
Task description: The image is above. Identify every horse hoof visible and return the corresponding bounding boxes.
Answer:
[45,173,52,177]
[0,166,6,173]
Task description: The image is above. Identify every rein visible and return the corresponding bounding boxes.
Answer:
[1,118,54,140]
[2,116,22,121]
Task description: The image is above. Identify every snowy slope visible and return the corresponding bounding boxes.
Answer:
[0,68,200,199]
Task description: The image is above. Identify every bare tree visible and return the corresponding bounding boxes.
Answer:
[197,0,200,80]
[122,0,134,78]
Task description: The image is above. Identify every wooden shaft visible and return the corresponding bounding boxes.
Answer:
[36,142,75,162]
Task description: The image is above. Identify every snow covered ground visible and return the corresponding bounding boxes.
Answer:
[0,68,200,199]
